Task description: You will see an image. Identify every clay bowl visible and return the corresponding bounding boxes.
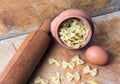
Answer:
[50,9,94,50]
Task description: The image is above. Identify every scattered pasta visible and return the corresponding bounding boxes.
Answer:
[48,58,61,66]
[83,65,91,74]
[34,76,49,84]
[83,65,98,77]
[47,56,98,84]
[62,60,75,70]
[66,72,80,82]
[90,68,98,77]
[72,55,85,65]
[52,72,62,84]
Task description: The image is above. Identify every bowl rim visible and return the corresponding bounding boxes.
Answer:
[55,15,93,49]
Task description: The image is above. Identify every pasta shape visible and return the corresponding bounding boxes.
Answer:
[66,72,80,82]
[59,18,89,48]
[52,72,61,84]
[71,55,85,65]
[62,60,75,70]
[48,58,61,66]
[34,76,49,84]
[83,65,98,77]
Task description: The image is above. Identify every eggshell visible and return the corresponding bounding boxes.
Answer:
[85,46,109,65]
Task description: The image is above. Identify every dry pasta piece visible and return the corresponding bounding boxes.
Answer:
[34,76,49,84]
[62,60,75,70]
[83,65,91,74]
[48,58,61,66]
[88,80,99,84]
[69,62,76,70]
[52,72,61,84]
[83,65,98,77]
[61,60,68,69]
[66,72,74,82]
[90,68,98,77]
[71,55,85,65]
[74,72,80,81]
[66,72,80,82]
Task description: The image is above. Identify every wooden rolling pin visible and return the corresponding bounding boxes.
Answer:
[0,18,51,84]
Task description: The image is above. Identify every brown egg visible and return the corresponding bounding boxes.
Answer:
[85,46,109,65]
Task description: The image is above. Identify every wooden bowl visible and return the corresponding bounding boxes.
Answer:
[50,9,94,50]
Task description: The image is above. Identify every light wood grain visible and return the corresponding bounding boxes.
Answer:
[0,19,51,84]
[0,0,120,39]
[0,34,27,74]
[0,11,120,84]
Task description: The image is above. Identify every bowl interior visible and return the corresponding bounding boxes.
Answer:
[56,16,92,49]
